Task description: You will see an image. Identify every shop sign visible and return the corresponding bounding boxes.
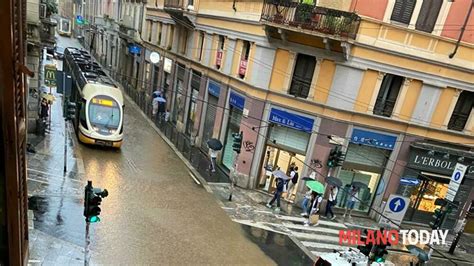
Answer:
[407,148,474,179]
[446,163,467,202]
[269,108,314,133]
[164,58,172,73]
[208,80,220,97]
[238,59,247,76]
[229,91,245,110]
[216,51,223,67]
[128,44,141,55]
[350,129,397,150]
[379,194,410,228]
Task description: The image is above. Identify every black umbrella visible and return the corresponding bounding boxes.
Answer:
[351,181,368,189]
[302,176,315,181]
[325,176,343,187]
[207,138,223,151]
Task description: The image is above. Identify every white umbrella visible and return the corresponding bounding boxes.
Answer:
[272,170,291,180]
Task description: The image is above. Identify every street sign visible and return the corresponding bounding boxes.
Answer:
[446,163,467,202]
[379,194,410,228]
[44,65,57,87]
[400,177,420,186]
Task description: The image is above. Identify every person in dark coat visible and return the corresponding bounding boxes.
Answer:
[40,98,49,120]
[266,177,285,213]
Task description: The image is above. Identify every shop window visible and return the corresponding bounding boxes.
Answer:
[448,91,474,131]
[167,25,174,49]
[179,29,188,55]
[391,0,417,25]
[239,41,251,79]
[152,65,159,93]
[197,31,205,61]
[222,107,243,170]
[289,54,316,99]
[186,71,201,136]
[373,74,404,117]
[147,20,152,42]
[172,64,186,124]
[415,0,442,33]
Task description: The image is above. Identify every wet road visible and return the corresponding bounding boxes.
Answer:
[28,35,275,265]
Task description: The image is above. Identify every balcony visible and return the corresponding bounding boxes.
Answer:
[448,112,469,132]
[261,0,361,40]
[164,0,185,9]
[164,0,195,28]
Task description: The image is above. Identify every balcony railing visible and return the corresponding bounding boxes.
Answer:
[448,112,469,131]
[164,0,185,9]
[261,0,361,39]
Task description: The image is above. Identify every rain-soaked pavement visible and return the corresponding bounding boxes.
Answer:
[27,35,282,265]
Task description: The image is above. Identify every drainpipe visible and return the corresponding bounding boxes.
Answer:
[232,0,237,12]
[449,0,473,58]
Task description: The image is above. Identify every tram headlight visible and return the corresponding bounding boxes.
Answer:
[108,129,116,134]
[92,126,99,132]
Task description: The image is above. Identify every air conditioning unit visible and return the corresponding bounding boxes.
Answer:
[39,4,47,18]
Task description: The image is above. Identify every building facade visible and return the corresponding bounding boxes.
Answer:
[82,0,473,228]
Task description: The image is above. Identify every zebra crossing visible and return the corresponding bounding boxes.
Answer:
[273,214,356,257]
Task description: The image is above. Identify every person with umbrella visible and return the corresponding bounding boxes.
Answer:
[324,185,338,220]
[343,185,359,218]
[266,170,290,213]
[207,139,223,173]
[304,191,323,226]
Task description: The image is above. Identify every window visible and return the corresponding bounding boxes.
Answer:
[168,25,174,49]
[186,71,201,136]
[373,74,404,117]
[197,31,205,61]
[289,54,316,99]
[239,41,251,78]
[391,0,417,24]
[180,29,188,55]
[415,0,442,33]
[147,21,152,42]
[448,91,474,131]
[157,23,162,46]
[216,35,225,69]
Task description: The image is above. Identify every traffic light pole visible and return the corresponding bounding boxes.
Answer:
[229,152,239,201]
[84,220,91,266]
[64,117,68,175]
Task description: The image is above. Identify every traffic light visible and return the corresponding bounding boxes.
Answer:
[84,181,108,223]
[327,146,345,168]
[232,131,243,154]
[372,243,389,263]
[65,100,76,121]
[430,208,444,229]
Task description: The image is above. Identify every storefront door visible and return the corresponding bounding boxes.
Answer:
[406,176,449,223]
[258,145,305,194]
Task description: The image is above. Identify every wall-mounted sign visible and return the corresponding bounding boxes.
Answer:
[229,91,245,110]
[446,163,467,202]
[350,128,397,150]
[269,108,314,133]
[238,59,247,76]
[164,58,172,73]
[128,44,141,55]
[149,52,160,64]
[208,80,220,97]
[216,51,223,67]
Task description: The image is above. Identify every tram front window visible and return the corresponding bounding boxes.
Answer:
[88,97,121,134]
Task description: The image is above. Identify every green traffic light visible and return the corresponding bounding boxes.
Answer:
[89,216,100,223]
[375,257,385,263]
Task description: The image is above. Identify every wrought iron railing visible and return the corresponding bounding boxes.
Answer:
[261,0,361,39]
[373,99,396,117]
[289,78,311,99]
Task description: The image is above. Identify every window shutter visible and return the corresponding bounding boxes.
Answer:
[391,0,417,24]
[290,54,315,98]
[415,0,442,33]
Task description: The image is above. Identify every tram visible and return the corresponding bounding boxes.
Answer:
[64,47,124,148]
[58,18,72,37]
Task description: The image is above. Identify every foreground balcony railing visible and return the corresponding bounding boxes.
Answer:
[261,0,361,39]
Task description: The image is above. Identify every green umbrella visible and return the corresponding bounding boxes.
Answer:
[305,180,325,194]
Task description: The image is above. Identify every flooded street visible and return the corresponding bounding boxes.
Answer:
[27,35,276,265]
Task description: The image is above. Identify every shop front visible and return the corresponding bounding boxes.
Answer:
[399,142,474,227]
[221,91,245,170]
[185,70,201,136]
[200,80,220,151]
[171,63,186,125]
[336,128,397,213]
[257,108,314,198]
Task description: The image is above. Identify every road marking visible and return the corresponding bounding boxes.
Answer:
[281,222,341,235]
[27,168,82,183]
[188,171,201,185]
[275,215,347,228]
[301,241,348,251]
[254,210,273,214]
[291,231,341,243]
[231,219,288,235]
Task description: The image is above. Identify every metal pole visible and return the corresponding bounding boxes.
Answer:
[64,118,68,175]
[449,0,473,58]
[229,152,239,201]
[84,221,90,266]
[448,206,469,254]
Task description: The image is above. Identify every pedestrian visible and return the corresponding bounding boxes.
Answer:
[152,94,159,118]
[300,187,313,217]
[266,177,285,213]
[164,109,170,122]
[343,186,359,218]
[209,149,218,173]
[325,185,338,220]
[286,166,299,200]
[40,98,49,121]
[157,96,166,123]
[304,191,322,226]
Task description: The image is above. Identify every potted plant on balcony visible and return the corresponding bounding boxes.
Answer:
[295,2,314,29]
